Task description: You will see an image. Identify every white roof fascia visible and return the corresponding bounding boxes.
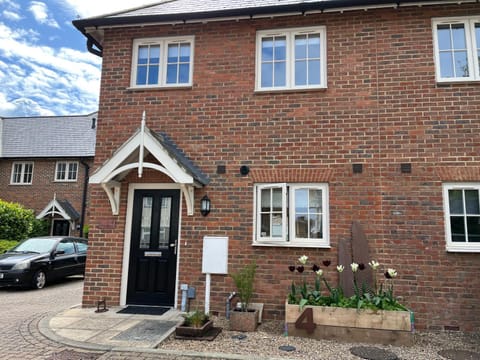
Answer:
[36,199,71,220]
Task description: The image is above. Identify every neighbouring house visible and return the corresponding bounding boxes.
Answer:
[73,0,480,332]
[0,112,97,236]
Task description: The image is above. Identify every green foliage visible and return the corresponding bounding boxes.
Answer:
[0,199,36,241]
[230,260,256,312]
[288,256,407,312]
[0,240,19,253]
[30,219,49,237]
[182,310,209,328]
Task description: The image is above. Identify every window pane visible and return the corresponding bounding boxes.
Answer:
[148,65,159,84]
[168,44,178,63]
[149,45,160,64]
[136,66,147,85]
[476,23,480,48]
[308,34,321,58]
[272,214,283,237]
[467,216,480,242]
[166,64,177,84]
[138,46,149,64]
[261,63,273,87]
[439,52,454,78]
[57,163,66,180]
[179,44,190,62]
[68,163,77,180]
[454,51,469,77]
[295,214,308,238]
[272,188,282,211]
[274,62,286,86]
[309,213,322,239]
[158,197,171,248]
[262,37,273,61]
[295,189,308,214]
[450,216,465,242]
[140,197,152,249]
[449,189,464,214]
[24,164,32,183]
[295,35,307,59]
[308,59,321,85]
[452,24,466,49]
[465,190,480,214]
[261,214,270,237]
[261,188,271,212]
[309,189,322,213]
[178,63,189,83]
[295,60,307,86]
[274,37,286,60]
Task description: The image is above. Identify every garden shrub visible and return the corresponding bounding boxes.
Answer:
[0,240,19,253]
[0,199,36,241]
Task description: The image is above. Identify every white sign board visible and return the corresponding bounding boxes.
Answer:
[202,236,228,274]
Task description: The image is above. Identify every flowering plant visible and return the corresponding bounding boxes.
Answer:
[287,255,407,311]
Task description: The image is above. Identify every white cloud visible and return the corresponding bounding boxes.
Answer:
[2,10,22,21]
[0,22,101,116]
[60,0,161,18]
[28,1,59,28]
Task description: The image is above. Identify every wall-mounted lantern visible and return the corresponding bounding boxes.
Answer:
[200,195,211,216]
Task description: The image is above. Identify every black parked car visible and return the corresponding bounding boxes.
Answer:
[0,236,88,289]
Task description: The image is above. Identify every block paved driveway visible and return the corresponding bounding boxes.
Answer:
[0,277,191,360]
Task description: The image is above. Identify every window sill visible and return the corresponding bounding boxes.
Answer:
[446,245,480,253]
[54,180,78,183]
[436,79,480,86]
[9,183,32,186]
[252,241,331,249]
[126,85,193,91]
[254,86,327,95]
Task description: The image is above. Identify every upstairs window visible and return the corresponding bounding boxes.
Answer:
[131,36,194,88]
[11,162,33,185]
[254,183,329,248]
[443,183,480,252]
[433,17,480,82]
[55,161,78,182]
[256,26,327,91]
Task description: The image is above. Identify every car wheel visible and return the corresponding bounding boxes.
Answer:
[32,270,47,289]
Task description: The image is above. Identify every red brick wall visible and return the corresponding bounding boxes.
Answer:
[0,158,93,233]
[86,3,480,331]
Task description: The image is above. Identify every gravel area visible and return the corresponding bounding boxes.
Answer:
[158,317,480,360]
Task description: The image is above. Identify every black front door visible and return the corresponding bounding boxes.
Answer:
[52,220,70,236]
[126,189,180,306]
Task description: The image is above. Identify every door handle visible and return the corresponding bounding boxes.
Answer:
[170,239,178,255]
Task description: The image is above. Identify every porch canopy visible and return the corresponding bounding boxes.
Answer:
[89,123,209,216]
[36,197,80,222]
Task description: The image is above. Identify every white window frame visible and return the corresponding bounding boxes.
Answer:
[255,26,327,91]
[10,162,34,185]
[130,36,194,88]
[253,183,330,248]
[55,161,78,182]
[442,182,480,253]
[432,16,480,83]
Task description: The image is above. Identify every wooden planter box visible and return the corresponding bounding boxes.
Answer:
[175,319,214,337]
[285,302,413,346]
[229,309,259,332]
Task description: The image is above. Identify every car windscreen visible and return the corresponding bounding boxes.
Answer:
[12,238,58,253]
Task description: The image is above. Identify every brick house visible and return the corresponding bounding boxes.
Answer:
[0,113,97,236]
[74,0,480,331]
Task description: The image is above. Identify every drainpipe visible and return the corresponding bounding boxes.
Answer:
[226,292,237,319]
[79,159,90,237]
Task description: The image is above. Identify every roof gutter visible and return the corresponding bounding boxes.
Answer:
[73,0,477,57]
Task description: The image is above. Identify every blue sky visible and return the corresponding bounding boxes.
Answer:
[0,0,160,117]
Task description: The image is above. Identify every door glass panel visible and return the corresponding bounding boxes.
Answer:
[158,197,172,248]
[139,196,152,249]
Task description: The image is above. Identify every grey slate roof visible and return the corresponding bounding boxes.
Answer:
[0,112,97,158]
[152,131,210,186]
[57,200,80,220]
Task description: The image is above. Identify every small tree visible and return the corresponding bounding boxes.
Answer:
[230,260,256,312]
[0,199,35,241]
